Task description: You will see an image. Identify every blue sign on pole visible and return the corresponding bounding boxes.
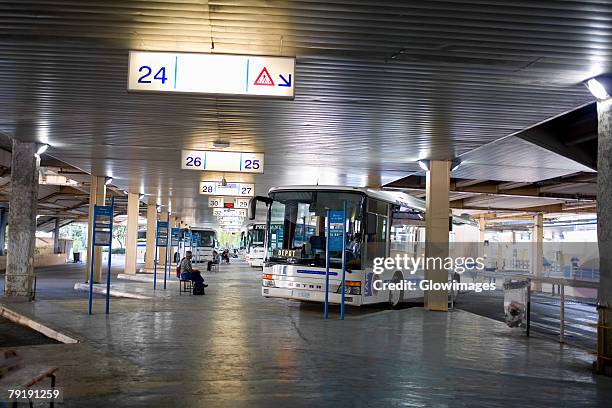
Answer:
[340,201,347,320]
[324,209,331,320]
[153,220,169,290]
[171,228,180,247]
[88,199,114,315]
[156,221,169,247]
[328,210,345,252]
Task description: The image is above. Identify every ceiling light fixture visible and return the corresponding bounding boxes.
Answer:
[417,160,430,172]
[105,177,113,186]
[585,75,611,100]
[213,140,230,149]
[36,144,49,156]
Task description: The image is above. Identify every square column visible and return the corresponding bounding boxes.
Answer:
[144,203,157,270]
[86,175,106,283]
[597,98,612,374]
[5,140,39,298]
[0,207,7,256]
[424,160,450,311]
[124,192,140,274]
[478,215,486,259]
[531,213,544,292]
[53,217,60,254]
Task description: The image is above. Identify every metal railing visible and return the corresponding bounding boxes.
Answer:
[477,271,598,347]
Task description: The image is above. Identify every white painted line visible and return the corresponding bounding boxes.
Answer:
[73,283,151,300]
[117,273,179,284]
[0,305,79,344]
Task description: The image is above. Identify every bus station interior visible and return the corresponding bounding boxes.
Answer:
[1,1,612,407]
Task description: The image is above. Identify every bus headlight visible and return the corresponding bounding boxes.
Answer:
[343,281,361,295]
[262,273,275,287]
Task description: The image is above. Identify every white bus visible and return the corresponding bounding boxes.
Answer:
[245,223,267,268]
[250,186,477,308]
[189,228,217,264]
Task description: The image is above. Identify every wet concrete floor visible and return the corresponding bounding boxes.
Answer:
[1,262,611,407]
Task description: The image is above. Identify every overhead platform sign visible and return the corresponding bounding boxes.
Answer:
[182,150,264,173]
[200,181,254,197]
[128,51,295,99]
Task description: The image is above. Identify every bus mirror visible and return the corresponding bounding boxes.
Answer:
[248,199,257,220]
[248,196,272,220]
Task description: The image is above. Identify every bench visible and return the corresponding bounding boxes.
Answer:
[179,278,193,295]
[0,351,58,407]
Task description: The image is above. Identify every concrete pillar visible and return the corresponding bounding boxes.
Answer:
[124,193,139,274]
[157,210,168,265]
[424,160,450,312]
[5,140,39,298]
[53,217,60,254]
[144,203,157,270]
[0,207,7,256]
[597,97,612,374]
[478,216,486,259]
[86,175,106,283]
[531,213,543,291]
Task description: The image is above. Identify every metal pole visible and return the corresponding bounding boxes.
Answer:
[164,213,170,290]
[88,206,96,315]
[324,209,330,320]
[340,201,347,320]
[153,222,158,290]
[560,284,565,343]
[526,280,531,337]
[105,198,114,314]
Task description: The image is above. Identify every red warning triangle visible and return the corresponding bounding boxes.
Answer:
[254,67,275,86]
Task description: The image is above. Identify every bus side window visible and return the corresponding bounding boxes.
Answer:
[365,212,387,266]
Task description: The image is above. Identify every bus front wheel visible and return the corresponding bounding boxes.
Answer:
[388,271,404,309]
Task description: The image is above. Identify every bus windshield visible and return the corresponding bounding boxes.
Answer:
[192,230,216,247]
[248,226,266,247]
[267,190,364,269]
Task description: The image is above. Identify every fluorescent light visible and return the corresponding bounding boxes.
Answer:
[139,194,145,200]
[36,144,49,155]
[417,160,429,172]
[212,140,230,148]
[105,177,113,185]
[586,78,610,100]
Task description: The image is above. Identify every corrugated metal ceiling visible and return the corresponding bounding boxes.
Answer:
[0,0,607,224]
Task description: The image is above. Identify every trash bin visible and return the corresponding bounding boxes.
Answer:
[73,252,81,263]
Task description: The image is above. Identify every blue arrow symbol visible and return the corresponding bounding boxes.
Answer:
[278,74,292,87]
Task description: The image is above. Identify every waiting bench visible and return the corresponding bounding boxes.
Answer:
[0,350,59,407]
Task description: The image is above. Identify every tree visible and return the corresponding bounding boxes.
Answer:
[114,225,127,249]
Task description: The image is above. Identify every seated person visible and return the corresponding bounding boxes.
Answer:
[207,250,220,271]
[222,249,230,264]
[180,251,207,294]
